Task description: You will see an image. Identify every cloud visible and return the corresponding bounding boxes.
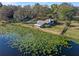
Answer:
[1,2,17,5]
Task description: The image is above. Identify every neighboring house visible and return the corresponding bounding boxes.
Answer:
[34,18,55,27]
[34,20,45,27]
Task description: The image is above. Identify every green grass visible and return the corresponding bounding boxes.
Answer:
[44,23,79,40]
[65,28,79,40]
[44,25,64,33]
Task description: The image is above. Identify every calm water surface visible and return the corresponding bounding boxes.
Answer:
[62,41,79,56]
[0,33,21,56]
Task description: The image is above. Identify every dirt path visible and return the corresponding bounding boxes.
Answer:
[15,23,60,35]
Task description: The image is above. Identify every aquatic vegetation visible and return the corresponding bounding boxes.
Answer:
[0,24,69,56]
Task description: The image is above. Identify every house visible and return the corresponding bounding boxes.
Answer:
[34,18,55,27]
[34,20,45,27]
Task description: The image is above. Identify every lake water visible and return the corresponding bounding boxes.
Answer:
[62,41,79,56]
[0,33,79,56]
[0,33,21,56]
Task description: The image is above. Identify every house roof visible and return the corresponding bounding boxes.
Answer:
[37,20,45,26]
[36,19,54,26]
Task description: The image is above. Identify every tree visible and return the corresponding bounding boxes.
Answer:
[14,5,33,22]
[51,4,59,20]
[0,2,2,7]
[33,3,51,20]
[59,3,77,35]
[0,5,18,22]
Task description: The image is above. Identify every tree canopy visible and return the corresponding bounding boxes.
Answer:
[0,2,78,23]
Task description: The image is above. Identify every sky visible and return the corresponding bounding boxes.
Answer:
[1,2,79,6]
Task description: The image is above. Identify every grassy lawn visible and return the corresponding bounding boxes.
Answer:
[64,27,79,40]
[64,22,79,40]
[40,21,79,40]
[14,22,79,40]
[45,25,79,40]
[44,25,64,34]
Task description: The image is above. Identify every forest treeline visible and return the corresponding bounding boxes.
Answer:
[0,2,79,23]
